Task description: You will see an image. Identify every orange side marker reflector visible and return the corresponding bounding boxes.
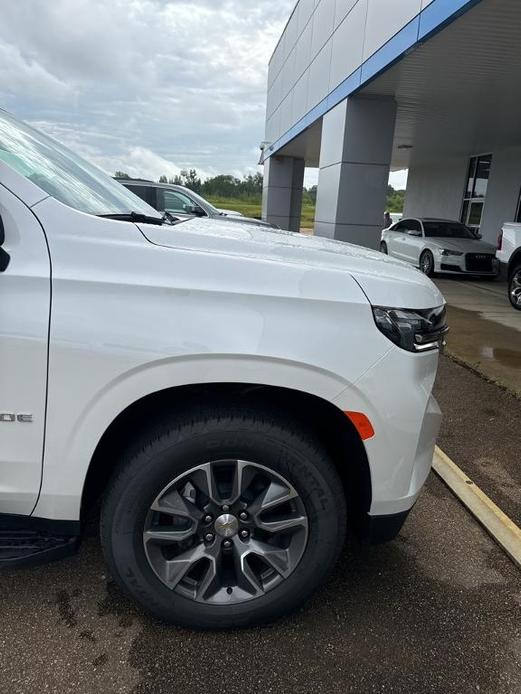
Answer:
[344,411,375,441]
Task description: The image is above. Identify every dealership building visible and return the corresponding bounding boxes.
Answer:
[261,0,521,248]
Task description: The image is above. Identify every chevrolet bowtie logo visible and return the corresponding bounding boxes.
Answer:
[214,513,239,538]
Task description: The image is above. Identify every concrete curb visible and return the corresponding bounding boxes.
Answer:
[433,445,521,570]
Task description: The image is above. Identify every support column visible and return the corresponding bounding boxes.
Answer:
[262,156,305,232]
[314,96,396,249]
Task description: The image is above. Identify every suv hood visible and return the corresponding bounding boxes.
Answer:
[215,213,274,229]
[138,217,444,309]
[217,208,243,217]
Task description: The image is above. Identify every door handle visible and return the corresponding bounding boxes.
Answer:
[0,214,10,272]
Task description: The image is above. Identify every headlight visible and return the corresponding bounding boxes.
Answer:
[436,249,463,256]
[372,305,448,352]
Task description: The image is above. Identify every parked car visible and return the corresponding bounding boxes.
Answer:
[116,178,272,228]
[380,217,499,277]
[0,109,446,629]
[497,222,521,309]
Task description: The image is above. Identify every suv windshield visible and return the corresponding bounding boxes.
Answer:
[0,110,159,218]
[423,221,477,239]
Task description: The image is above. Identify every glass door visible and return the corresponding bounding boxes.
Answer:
[461,154,492,230]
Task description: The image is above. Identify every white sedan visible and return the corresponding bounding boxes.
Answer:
[380,217,499,277]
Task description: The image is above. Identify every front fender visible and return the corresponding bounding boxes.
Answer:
[33,354,351,520]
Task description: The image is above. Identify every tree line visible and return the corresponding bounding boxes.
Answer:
[115,169,266,201]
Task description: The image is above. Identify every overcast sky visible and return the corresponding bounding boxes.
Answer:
[0,0,407,189]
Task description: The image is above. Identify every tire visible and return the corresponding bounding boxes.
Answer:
[508,265,521,310]
[419,250,434,276]
[380,241,388,254]
[100,405,346,629]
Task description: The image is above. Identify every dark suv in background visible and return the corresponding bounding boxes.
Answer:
[116,178,275,229]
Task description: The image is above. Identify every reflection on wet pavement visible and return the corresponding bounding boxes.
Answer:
[480,346,521,370]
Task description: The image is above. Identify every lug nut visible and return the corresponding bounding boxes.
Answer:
[222,504,230,512]
[204,514,213,523]
[223,539,232,548]
[239,511,248,521]
[205,533,214,542]
[240,529,249,539]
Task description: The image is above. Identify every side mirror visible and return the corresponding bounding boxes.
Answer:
[185,204,206,217]
[406,229,422,237]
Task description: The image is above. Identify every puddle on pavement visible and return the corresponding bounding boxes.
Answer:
[445,305,521,396]
[480,346,521,369]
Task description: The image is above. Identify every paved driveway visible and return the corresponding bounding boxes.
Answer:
[1,461,520,691]
[435,278,519,332]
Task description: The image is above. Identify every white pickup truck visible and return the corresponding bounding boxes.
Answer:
[497,222,521,310]
[0,109,446,629]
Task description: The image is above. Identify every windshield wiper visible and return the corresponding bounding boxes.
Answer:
[98,211,164,226]
[162,211,181,225]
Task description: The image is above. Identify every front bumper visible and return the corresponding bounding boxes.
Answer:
[498,261,509,282]
[435,253,499,276]
[333,346,442,518]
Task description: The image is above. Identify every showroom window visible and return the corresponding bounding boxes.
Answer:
[461,154,492,229]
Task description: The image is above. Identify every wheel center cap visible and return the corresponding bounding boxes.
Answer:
[214,513,239,538]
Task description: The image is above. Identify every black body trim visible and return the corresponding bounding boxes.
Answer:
[0,513,79,535]
[360,509,411,545]
[0,514,80,569]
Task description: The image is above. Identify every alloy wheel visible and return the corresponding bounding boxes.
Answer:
[510,269,521,308]
[420,252,433,275]
[143,459,309,604]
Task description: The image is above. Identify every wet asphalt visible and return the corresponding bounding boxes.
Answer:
[434,354,521,526]
[434,278,521,397]
[1,359,521,693]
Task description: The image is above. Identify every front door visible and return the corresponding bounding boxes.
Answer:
[400,219,423,264]
[387,221,409,260]
[0,184,50,515]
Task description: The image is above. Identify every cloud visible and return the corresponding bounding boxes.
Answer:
[0,0,293,180]
[0,43,72,103]
[98,147,184,181]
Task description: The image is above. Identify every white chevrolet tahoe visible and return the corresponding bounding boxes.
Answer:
[0,110,446,629]
[497,222,521,309]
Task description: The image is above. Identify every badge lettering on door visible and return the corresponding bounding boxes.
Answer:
[0,413,33,422]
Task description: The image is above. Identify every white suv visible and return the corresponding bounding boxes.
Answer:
[497,222,521,309]
[0,110,446,629]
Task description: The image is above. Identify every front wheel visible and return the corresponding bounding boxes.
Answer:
[509,265,521,310]
[420,250,434,276]
[101,406,346,629]
[380,241,388,254]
